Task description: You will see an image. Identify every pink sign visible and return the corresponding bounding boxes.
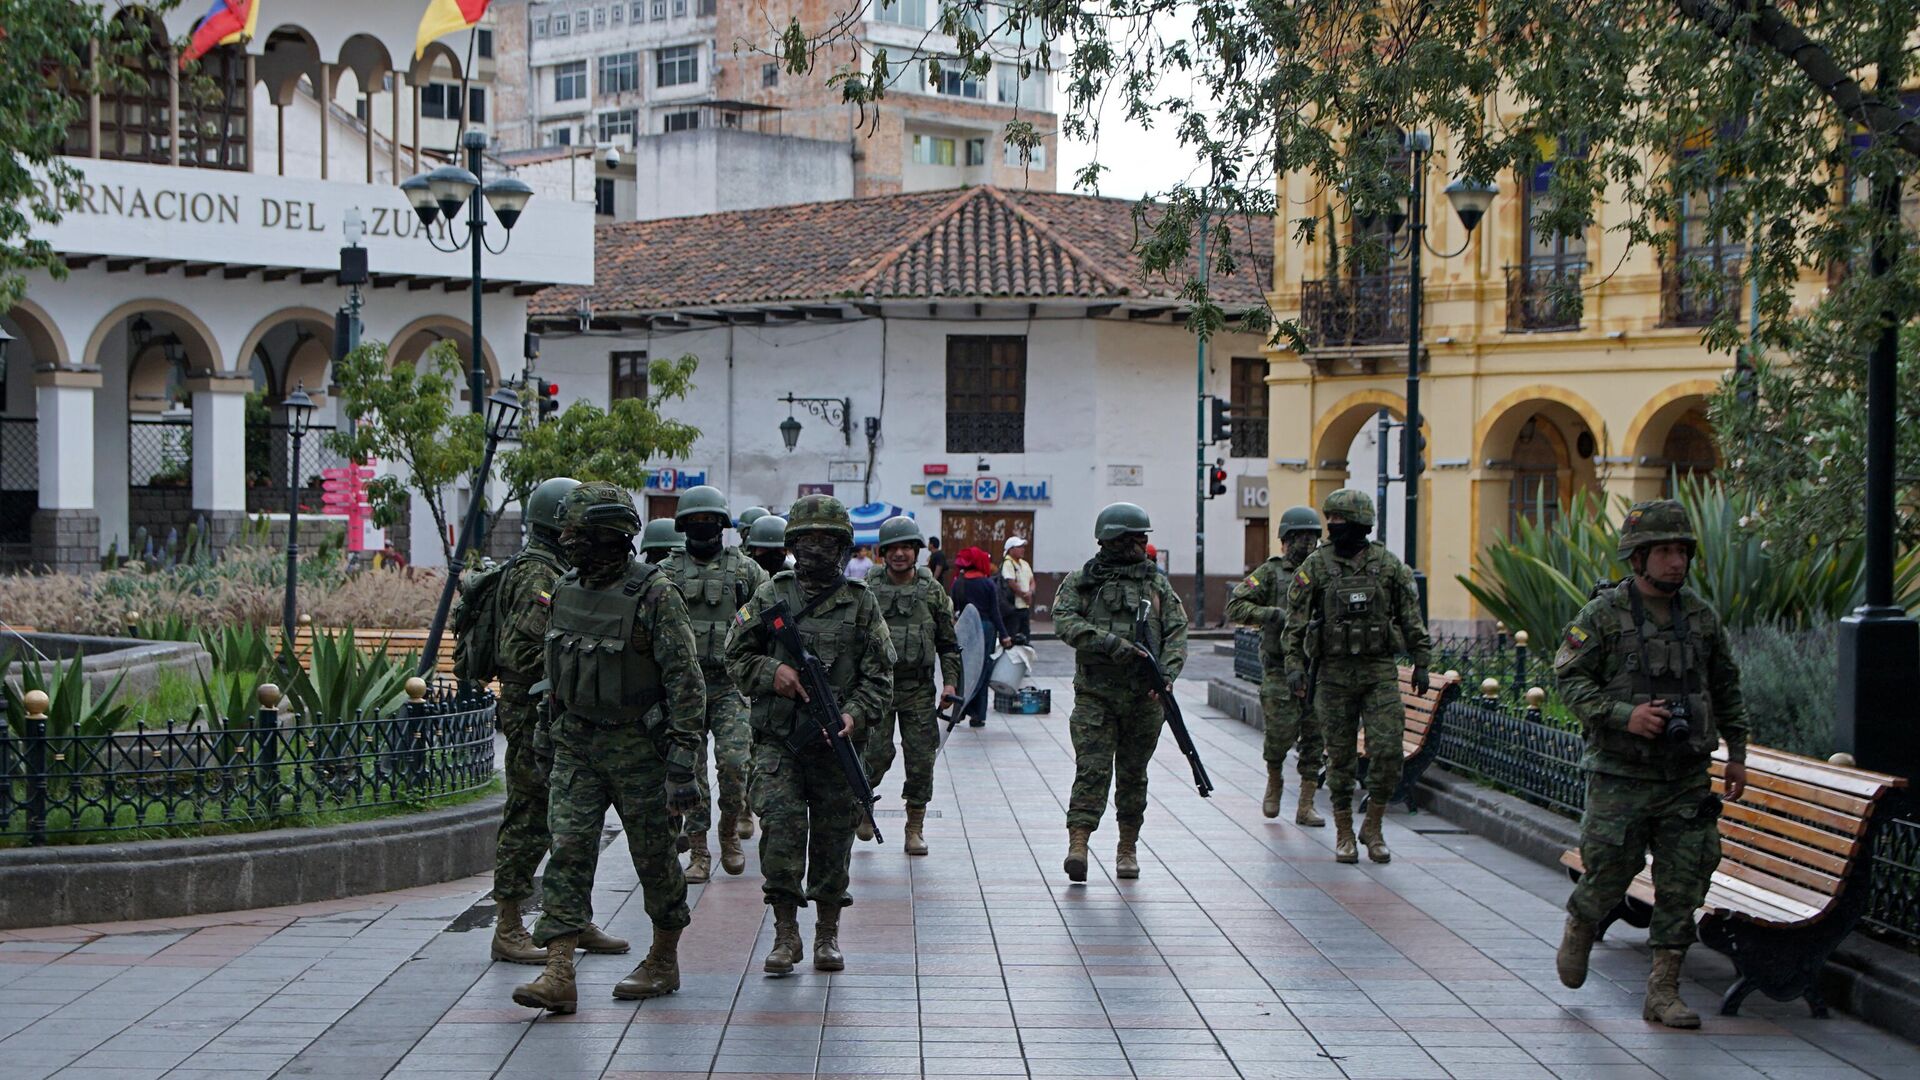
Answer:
[320,464,373,552]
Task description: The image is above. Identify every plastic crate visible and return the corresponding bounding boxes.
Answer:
[992,687,1051,714]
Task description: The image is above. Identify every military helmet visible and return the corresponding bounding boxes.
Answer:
[1094,501,1153,541]
[736,505,769,530]
[1278,504,1323,538]
[786,494,853,540]
[1322,488,1376,527]
[526,477,581,534]
[639,518,685,553]
[673,484,729,523]
[1617,499,1696,560]
[559,481,641,536]
[876,515,924,550]
[747,514,788,549]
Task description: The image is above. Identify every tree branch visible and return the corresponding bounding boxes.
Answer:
[1675,0,1920,158]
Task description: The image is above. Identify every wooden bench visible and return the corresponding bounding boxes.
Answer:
[1354,666,1461,812]
[280,626,458,678]
[1559,746,1907,1017]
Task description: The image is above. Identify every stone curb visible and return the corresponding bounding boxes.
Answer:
[1206,676,1920,1045]
[0,794,503,930]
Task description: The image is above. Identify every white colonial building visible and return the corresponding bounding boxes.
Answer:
[2,5,593,571]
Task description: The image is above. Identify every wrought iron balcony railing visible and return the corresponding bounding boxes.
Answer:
[1298,274,1410,349]
[1660,258,1743,327]
[1505,261,1586,332]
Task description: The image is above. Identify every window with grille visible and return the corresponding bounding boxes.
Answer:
[554,61,588,101]
[657,45,698,86]
[946,336,1026,453]
[1228,357,1269,459]
[612,352,649,400]
[599,52,639,94]
[597,109,636,141]
[83,23,249,170]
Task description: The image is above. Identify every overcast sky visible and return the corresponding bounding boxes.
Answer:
[1051,77,1206,201]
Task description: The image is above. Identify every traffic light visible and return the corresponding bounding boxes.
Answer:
[537,381,560,420]
[1209,397,1234,444]
[1207,460,1228,499]
[1406,428,1427,476]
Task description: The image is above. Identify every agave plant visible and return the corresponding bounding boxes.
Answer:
[196,624,276,676]
[280,628,416,726]
[2,652,132,740]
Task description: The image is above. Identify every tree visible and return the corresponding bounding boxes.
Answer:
[0,2,174,312]
[778,0,1920,541]
[325,340,484,568]
[498,354,702,509]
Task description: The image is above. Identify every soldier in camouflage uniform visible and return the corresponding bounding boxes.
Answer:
[1227,505,1327,825]
[1554,499,1748,1029]
[640,518,684,564]
[745,514,790,578]
[1282,489,1431,865]
[737,505,770,532]
[661,486,770,881]
[860,515,962,856]
[1052,502,1189,883]
[512,483,707,1014]
[725,495,894,974]
[464,477,632,967]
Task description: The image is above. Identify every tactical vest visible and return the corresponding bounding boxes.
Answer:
[1072,569,1166,678]
[1312,547,1400,658]
[664,548,757,671]
[1257,556,1296,669]
[747,575,871,742]
[544,561,666,725]
[1592,585,1719,763]
[867,567,938,672]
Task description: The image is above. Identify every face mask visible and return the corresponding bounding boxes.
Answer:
[1100,535,1148,564]
[1284,535,1316,563]
[1328,521,1370,555]
[681,520,724,543]
[790,533,845,585]
[566,530,632,580]
[751,550,788,575]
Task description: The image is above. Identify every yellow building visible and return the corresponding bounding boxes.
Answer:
[1263,135,1745,632]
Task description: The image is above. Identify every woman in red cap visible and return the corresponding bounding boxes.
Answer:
[950,546,1011,726]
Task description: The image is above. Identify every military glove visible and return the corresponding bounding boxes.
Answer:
[1287,670,1308,699]
[664,774,701,816]
[1411,666,1431,697]
[1102,634,1137,661]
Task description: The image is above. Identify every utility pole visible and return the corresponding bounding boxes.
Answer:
[1193,209,1211,628]
[1376,409,1392,549]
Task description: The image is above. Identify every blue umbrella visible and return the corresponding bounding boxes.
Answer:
[849,502,909,547]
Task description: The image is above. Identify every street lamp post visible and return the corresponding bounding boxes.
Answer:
[1371,132,1497,620]
[775,394,852,450]
[279,384,316,669]
[418,385,526,678]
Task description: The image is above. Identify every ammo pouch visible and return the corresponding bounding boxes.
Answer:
[1321,573,1394,657]
[546,567,668,726]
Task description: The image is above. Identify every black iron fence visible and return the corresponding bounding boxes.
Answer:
[0,685,495,846]
[1505,261,1586,332]
[0,418,36,546]
[246,422,347,514]
[1298,274,1411,349]
[1866,813,1920,946]
[1234,628,1547,703]
[128,417,194,488]
[1433,694,1588,817]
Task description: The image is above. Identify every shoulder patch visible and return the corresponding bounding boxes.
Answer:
[535,589,551,607]
[1293,568,1311,588]
[1563,625,1590,650]
[732,604,755,628]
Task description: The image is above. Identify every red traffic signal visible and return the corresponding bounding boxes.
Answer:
[538,381,560,419]
[1207,464,1229,499]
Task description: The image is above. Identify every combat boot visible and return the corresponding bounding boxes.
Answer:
[1643,948,1701,1028]
[510,932,578,1014]
[1115,823,1141,879]
[684,833,712,884]
[1361,803,1391,864]
[813,904,845,972]
[718,813,746,875]
[904,805,928,856]
[578,923,630,955]
[737,813,756,840]
[612,927,681,1000]
[1333,805,1359,864]
[764,904,804,974]
[1064,826,1092,882]
[1262,767,1284,819]
[1556,915,1596,989]
[1295,777,1325,827]
[856,815,875,842]
[489,898,548,965]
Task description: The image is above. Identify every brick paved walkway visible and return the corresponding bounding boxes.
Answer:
[1,675,1911,1080]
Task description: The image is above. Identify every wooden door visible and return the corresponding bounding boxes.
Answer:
[1243,517,1269,572]
[938,509,1034,566]
[645,494,679,523]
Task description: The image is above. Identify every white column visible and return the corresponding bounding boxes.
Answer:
[188,377,251,513]
[35,372,100,509]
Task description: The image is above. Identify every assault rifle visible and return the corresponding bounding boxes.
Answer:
[763,600,884,843]
[1133,600,1214,798]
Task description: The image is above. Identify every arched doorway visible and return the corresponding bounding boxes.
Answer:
[1660,408,1718,497]
[1473,389,1606,545]
[1310,389,1427,559]
[0,303,64,563]
[1508,413,1575,534]
[236,309,344,513]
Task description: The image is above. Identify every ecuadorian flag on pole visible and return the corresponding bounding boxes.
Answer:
[180,0,259,68]
[415,0,491,59]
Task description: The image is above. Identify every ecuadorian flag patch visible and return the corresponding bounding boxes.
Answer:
[535,590,551,607]
[732,604,753,628]
[1563,625,1590,651]
[1292,568,1311,588]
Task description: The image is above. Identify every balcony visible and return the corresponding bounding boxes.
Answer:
[1298,275,1410,349]
[1505,261,1586,332]
[1660,258,1742,327]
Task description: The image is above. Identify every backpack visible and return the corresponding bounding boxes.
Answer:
[451,555,515,682]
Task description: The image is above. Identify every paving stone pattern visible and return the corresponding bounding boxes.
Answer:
[1,666,1911,1079]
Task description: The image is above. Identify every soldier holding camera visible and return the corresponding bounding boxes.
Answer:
[1554,499,1749,1029]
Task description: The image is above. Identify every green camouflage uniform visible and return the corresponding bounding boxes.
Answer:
[531,558,707,944]
[1227,552,1324,778]
[725,573,894,909]
[1557,582,1748,948]
[1052,560,1189,833]
[1282,542,1431,806]
[660,546,769,835]
[863,565,963,808]
[491,540,566,905]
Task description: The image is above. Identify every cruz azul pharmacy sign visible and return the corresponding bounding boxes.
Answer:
[922,475,1051,505]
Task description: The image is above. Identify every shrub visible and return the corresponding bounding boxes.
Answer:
[1727,624,1838,758]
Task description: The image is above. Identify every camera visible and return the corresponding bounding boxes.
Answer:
[1664,697,1693,745]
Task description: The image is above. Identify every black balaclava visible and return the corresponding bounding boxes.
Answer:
[681,513,726,560]
[1095,532,1149,567]
[643,548,674,565]
[1283,532,1316,564]
[1328,521,1371,557]
[565,526,634,586]
[750,548,788,576]
[789,532,847,594]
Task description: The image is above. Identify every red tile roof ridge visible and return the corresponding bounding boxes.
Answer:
[854,186,984,290]
[972,185,1135,298]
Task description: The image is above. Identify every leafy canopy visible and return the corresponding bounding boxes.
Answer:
[499,354,702,506]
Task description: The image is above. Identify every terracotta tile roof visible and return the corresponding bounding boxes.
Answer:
[531,185,1272,316]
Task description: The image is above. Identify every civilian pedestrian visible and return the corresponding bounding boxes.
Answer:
[1001,537,1034,640]
[950,546,1011,727]
[844,546,874,580]
[926,536,949,588]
